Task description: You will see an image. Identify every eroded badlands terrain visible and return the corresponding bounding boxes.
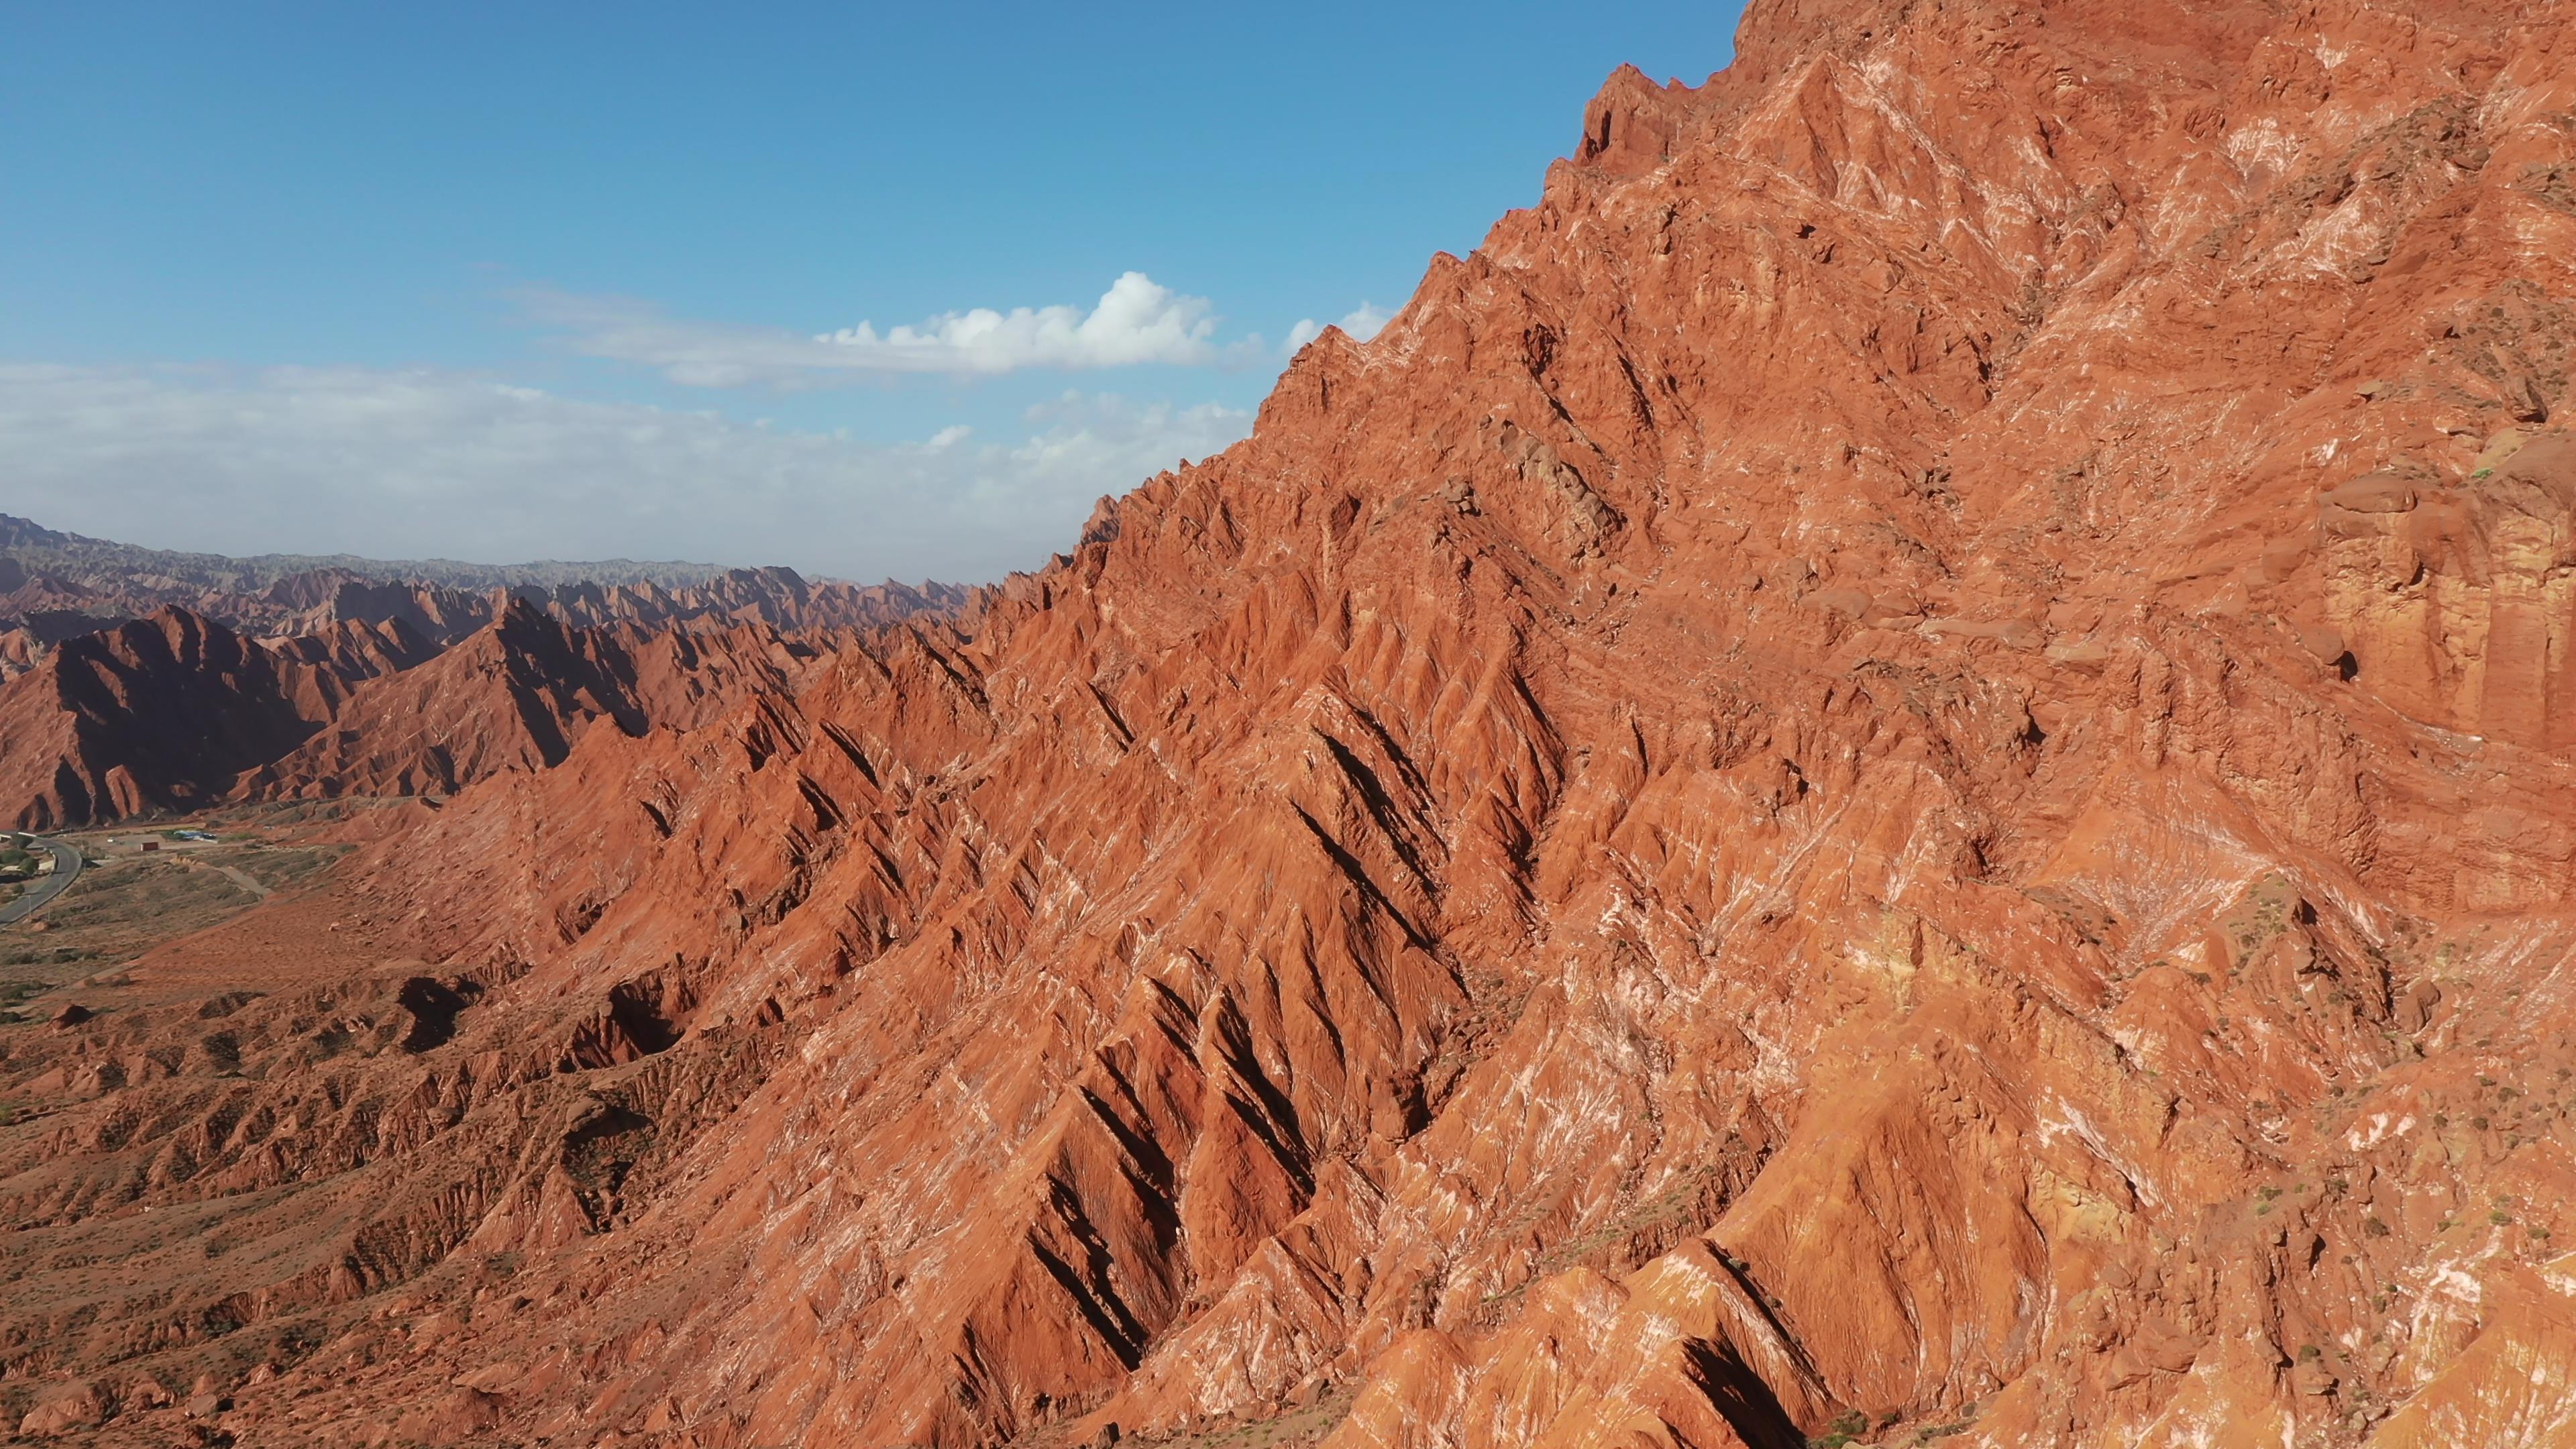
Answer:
[8,0,2576,1444]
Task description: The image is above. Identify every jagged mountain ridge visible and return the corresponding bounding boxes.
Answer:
[6,0,2576,1446]
[0,608,356,828]
[0,516,969,683]
[238,600,845,802]
[0,522,971,826]
[0,513,734,593]
[0,601,858,828]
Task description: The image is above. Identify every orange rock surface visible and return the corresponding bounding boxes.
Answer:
[7,1,2576,1446]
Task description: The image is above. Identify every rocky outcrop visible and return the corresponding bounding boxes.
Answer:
[2320,431,2576,745]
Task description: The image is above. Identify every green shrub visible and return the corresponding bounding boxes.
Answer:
[1812,1410,1870,1447]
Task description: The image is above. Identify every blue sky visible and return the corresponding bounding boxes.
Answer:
[1,2,1743,582]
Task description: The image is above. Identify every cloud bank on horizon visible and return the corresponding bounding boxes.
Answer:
[0,272,1397,583]
[0,362,1252,585]
[533,272,1389,387]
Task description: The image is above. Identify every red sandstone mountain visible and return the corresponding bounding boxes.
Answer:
[0,598,853,827]
[8,0,2576,1446]
[0,608,347,828]
[0,543,967,824]
[254,566,969,648]
[0,540,967,679]
[239,600,837,801]
[264,616,444,683]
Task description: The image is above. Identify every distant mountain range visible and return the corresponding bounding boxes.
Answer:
[0,513,761,592]
[0,511,977,826]
[0,513,966,685]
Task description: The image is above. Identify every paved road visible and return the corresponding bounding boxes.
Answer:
[0,840,85,926]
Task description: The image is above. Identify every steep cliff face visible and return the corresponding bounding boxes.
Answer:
[8,1,2576,1446]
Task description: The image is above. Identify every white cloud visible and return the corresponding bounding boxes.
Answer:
[529,272,1230,386]
[1336,303,1395,341]
[818,271,1219,371]
[0,363,1250,584]
[1284,303,1394,354]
